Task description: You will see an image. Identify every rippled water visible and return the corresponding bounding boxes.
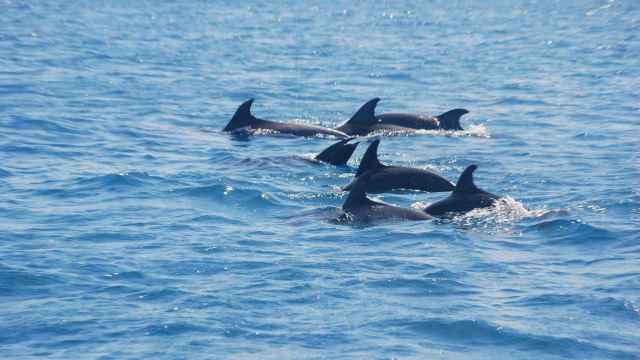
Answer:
[1,1,639,359]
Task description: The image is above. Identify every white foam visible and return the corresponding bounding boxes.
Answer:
[366,124,490,138]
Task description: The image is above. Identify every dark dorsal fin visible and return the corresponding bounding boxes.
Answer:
[355,139,384,176]
[342,170,376,210]
[315,138,359,166]
[223,98,258,131]
[436,108,468,131]
[344,98,380,127]
[454,164,480,193]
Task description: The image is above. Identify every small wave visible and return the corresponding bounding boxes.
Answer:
[367,276,478,297]
[585,297,640,323]
[490,96,551,106]
[76,172,149,187]
[35,172,165,199]
[522,218,618,246]
[0,266,63,296]
[372,318,635,358]
[6,115,88,135]
[143,322,208,336]
[69,231,154,243]
[130,288,190,302]
[179,184,283,209]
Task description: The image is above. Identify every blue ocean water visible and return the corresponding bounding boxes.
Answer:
[1,0,639,358]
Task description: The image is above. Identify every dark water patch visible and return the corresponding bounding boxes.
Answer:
[93,284,140,297]
[131,288,190,302]
[190,214,246,226]
[490,96,552,106]
[68,172,162,192]
[584,297,640,323]
[267,268,313,282]
[0,265,63,297]
[67,231,153,243]
[282,332,354,349]
[5,115,89,135]
[143,322,209,336]
[231,261,276,273]
[161,259,231,277]
[507,293,588,307]
[0,168,13,177]
[102,270,147,283]
[366,276,478,297]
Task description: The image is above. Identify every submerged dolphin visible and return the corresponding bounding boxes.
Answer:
[338,171,432,223]
[314,138,359,166]
[343,139,454,193]
[223,99,349,138]
[424,165,500,216]
[335,98,469,136]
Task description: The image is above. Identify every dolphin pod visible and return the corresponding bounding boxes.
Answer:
[223,98,468,138]
[222,97,510,224]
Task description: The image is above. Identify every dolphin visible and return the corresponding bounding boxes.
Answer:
[343,139,454,193]
[314,138,359,166]
[223,99,349,138]
[335,98,413,136]
[335,98,469,136]
[337,170,432,223]
[424,165,500,216]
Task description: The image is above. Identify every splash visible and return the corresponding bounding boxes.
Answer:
[249,128,345,139]
[413,123,490,138]
[365,123,490,138]
[456,197,556,233]
[412,196,552,233]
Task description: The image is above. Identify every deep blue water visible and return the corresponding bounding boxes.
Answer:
[1,0,639,358]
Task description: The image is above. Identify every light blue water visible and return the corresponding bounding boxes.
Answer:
[1,1,639,359]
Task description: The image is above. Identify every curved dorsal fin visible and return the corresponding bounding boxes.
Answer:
[315,138,359,165]
[454,164,480,193]
[437,108,468,131]
[223,98,258,131]
[343,170,375,210]
[355,139,383,176]
[345,98,381,126]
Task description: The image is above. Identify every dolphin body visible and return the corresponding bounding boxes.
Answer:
[314,138,359,166]
[343,139,454,193]
[337,171,432,223]
[424,165,500,216]
[335,98,469,136]
[223,99,349,138]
